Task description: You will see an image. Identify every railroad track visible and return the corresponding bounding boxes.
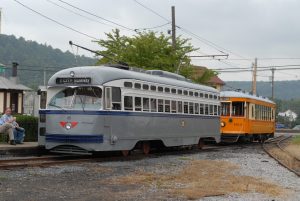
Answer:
[0,142,259,169]
[0,155,97,169]
[0,144,230,169]
[263,135,300,176]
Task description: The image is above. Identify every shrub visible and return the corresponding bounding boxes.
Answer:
[14,115,38,142]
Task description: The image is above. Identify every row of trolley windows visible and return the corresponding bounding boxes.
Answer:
[124,81,219,100]
[221,101,274,121]
[253,105,274,121]
[124,96,220,115]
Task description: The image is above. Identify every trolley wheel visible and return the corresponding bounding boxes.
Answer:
[142,142,150,155]
[121,150,130,157]
[198,139,205,150]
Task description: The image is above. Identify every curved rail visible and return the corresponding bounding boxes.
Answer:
[263,135,300,177]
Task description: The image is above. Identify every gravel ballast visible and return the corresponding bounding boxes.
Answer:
[0,144,299,201]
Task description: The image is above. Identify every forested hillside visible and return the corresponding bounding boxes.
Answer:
[224,80,300,100]
[0,34,96,88]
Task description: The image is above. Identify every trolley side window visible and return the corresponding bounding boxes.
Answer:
[150,98,157,112]
[232,102,244,116]
[221,102,230,116]
[135,97,142,111]
[158,99,164,112]
[112,87,121,110]
[124,96,133,111]
[143,98,150,112]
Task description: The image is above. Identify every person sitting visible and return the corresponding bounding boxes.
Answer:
[1,107,25,144]
[0,118,16,145]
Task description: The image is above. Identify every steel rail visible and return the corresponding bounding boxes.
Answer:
[263,135,300,177]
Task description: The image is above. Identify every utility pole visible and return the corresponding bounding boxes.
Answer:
[43,68,47,86]
[252,58,257,95]
[0,8,2,34]
[171,6,176,50]
[271,68,275,100]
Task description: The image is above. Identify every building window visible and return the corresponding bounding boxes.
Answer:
[134,83,141,89]
[143,98,150,112]
[143,84,149,90]
[135,97,142,111]
[150,98,157,112]
[165,100,171,113]
[150,85,156,91]
[124,82,132,88]
[158,99,163,112]
[184,102,188,114]
[177,101,183,113]
[124,96,133,111]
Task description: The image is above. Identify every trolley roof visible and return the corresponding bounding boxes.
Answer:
[220,91,275,104]
[48,66,219,93]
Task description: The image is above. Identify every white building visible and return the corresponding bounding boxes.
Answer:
[278,110,298,122]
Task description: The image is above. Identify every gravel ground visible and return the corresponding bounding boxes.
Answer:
[0,144,299,201]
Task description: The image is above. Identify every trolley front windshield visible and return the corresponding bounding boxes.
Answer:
[48,86,102,110]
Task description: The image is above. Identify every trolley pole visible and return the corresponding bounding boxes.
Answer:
[171,6,176,50]
[271,68,275,100]
[252,58,257,95]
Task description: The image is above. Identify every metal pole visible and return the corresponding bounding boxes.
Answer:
[171,6,176,50]
[0,8,2,34]
[271,68,275,100]
[252,58,257,95]
[43,68,46,86]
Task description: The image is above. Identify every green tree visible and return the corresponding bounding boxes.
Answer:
[95,29,215,84]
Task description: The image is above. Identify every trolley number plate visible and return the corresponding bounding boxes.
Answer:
[56,77,91,84]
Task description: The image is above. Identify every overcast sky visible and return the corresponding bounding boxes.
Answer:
[1,0,300,81]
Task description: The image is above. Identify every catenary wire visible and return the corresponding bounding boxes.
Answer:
[13,0,98,40]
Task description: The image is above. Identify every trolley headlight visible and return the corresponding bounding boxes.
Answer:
[65,122,72,130]
[70,71,75,77]
[221,121,226,127]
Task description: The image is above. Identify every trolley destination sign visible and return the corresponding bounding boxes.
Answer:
[56,77,92,84]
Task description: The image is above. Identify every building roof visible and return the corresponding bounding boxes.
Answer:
[220,91,275,104]
[207,75,225,85]
[48,66,219,93]
[191,65,225,86]
[0,76,32,91]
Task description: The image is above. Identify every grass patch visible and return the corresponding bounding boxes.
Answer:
[178,157,192,161]
[292,136,300,145]
[105,160,288,200]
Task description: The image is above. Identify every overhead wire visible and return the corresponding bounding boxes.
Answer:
[45,0,115,28]
[13,0,98,40]
[57,0,135,32]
